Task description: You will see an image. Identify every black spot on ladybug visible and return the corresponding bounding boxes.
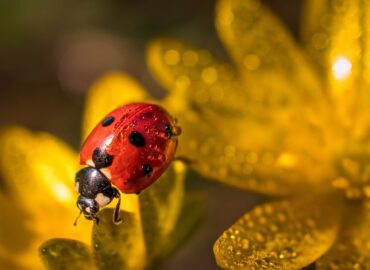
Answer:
[102,116,115,127]
[92,147,114,169]
[142,164,153,176]
[129,131,145,147]
[164,124,173,138]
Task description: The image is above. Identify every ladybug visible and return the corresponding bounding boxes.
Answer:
[74,103,181,224]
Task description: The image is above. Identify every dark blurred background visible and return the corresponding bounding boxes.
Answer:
[0,1,305,269]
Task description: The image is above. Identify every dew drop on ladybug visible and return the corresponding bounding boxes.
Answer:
[74,103,181,224]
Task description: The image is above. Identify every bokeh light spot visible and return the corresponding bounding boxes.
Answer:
[332,56,352,81]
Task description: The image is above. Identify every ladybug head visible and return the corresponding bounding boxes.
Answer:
[74,167,121,225]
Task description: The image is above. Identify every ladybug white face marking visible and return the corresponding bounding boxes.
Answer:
[95,193,112,207]
[74,167,121,224]
[86,159,94,167]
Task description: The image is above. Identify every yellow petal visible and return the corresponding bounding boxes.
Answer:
[316,201,370,269]
[173,106,330,196]
[147,38,334,189]
[0,127,76,208]
[0,192,37,269]
[214,194,342,269]
[0,192,32,255]
[0,127,91,268]
[147,38,249,116]
[82,72,150,140]
[216,0,323,110]
[302,0,370,137]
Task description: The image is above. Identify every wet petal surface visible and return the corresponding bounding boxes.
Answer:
[302,0,370,138]
[147,38,248,116]
[214,195,342,269]
[216,0,323,112]
[316,201,370,269]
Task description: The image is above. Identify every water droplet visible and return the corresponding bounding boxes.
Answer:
[182,50,199,66]
[224,145,236,157]
[241,239,249,249]
[332,177,349,189]
[164,49,180,65]
[201,67,218,84]
[175,75,191,90]
[246,152,258,164]
[255,232,265,242]
[243,54,260,70]
[363,186,370,198]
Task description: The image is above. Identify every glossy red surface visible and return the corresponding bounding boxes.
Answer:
[80,103,180,193]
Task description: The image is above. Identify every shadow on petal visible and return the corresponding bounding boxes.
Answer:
[39,238,94,270]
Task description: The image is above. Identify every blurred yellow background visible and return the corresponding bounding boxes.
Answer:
[0,1,304,269]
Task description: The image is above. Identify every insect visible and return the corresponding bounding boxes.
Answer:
[74,103,181,224]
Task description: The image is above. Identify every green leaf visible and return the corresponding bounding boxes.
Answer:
[93,209,145,270]
[39,238,94,270]
[139,161,186,263]
[92,163,204,269]
[155,189,205,263]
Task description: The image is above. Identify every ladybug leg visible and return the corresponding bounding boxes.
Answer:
[112,188,122,225]
[93,215,100,225]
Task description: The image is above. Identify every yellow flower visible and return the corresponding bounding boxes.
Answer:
[0,73,202,269]
[144,0,370,268]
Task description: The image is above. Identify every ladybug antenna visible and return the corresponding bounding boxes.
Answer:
[113,192,122,225]
[73,210,83,226]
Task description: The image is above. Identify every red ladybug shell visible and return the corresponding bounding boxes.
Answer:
[80,103,180,193]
